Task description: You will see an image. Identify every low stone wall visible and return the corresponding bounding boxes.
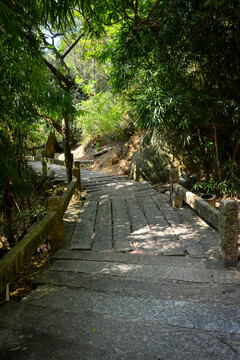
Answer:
[173,183,220,229]
[0,212,57,295]
[169,168,239,267]
[0,164,81,296]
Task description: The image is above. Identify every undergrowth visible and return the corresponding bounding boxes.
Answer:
[76,91,133,143]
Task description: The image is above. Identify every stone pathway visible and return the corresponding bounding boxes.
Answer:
[0,164,240,359]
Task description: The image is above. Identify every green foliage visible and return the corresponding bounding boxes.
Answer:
[16,205,46,220]
[194,163,240,197]
[0,129,39,198]
[193,178,239,198]
[100,0,240,180]
[95,142,101,151]
[76,92,131,141]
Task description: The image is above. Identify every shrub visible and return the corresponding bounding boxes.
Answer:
[76,92,132,142]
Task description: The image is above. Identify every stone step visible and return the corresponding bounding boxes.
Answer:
[152,193,220,259]
[52,249,218,268]
[70,201,98,250]
[35,270,240,306]
[112,197,133,252]
[24,286,240,336]
[1,302,239,360]
[92,197,112,251]
[49,258,240,285]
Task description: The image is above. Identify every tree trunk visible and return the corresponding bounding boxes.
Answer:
[3,179,15,248]
[62,111,73,183]
[213,124,222,180]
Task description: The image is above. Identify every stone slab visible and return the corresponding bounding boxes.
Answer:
[53,249,219,268]
[1,302,240,360]
[152,193,220,259]
[24,287,240,335]
[138,196,186,256]
[70,201,98,250]
[50,259,240,284]
[126,198,157,251]
[112,198,133,252]
[92,197,112,251]
[35,270,240,305]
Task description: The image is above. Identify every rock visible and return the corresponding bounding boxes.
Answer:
[46,131,58,158]
[93,148,109,157]
[130,132,173,184]
[179,174,198,190]
[111,155,119,165]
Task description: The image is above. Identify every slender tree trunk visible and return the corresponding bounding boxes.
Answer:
[62,111,73,183]
[3,179,15,248]
[213,124,222,180]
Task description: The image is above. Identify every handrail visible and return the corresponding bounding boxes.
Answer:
[173,183,220,229]
[169,168,239,267]
[0,211,57,295]
[0,160,81,296]
[26,155,94,168]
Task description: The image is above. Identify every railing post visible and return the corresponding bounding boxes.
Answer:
[219,199,239,267]
[48,196,65,251]
[72,160,81,200]
[169,168,182,207]
[6,283,9,302]
[41,149,47,175]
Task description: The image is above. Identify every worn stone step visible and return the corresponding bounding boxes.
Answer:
[52,249,220,268]
[49,258,240,284]
[152,193,220,259]
[83,178,131,187]
[35,270,240,306]
[126,198,157,252]
[92,197,112,251]
[24,286,240,336]
[137,196,186,256]
[86,189,157,202]
[1,302,239,360]
[112,198,133,252]
[70,201,98,250]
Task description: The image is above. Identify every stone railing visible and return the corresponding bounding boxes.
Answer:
[0,161,81,297]
[169,168,239,268]
[26,155,94,175]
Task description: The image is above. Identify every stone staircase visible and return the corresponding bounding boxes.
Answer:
[0,169,240,359]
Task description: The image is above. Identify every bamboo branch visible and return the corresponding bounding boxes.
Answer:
[91,7,123,26]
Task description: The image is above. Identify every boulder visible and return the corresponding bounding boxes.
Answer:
[130,132,173,184]
[179,173,198,190]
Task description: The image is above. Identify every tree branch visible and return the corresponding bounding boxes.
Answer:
[135,0,139,12]
[61,31,86,60]
[91,7,123,26]
[38,112,62,134]
[154,0,176,26]
[147,0,163,22]
[42,57,75,92]
[120,0,135,21]
[36,26,70,70]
